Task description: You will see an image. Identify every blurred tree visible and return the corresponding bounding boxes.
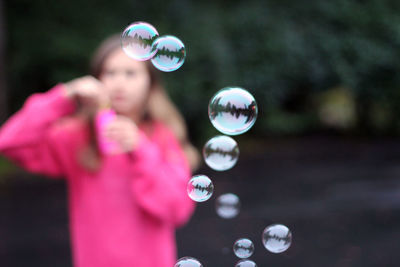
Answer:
[4,0,400,140]
[0,0,7,123]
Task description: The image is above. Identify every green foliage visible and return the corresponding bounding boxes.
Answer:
[0,156,18,178]
[5,0,400,142]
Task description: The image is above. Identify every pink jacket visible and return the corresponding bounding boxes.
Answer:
[0,84,195,267]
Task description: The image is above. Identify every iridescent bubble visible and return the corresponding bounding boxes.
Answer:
[208,87,258,135]
[121,22,159,61]
[262,224,292,253]
[174,256,203,267]
[233,238,254,259]
[215,193,240,219]
[235,259,257,267]
[187,175,214,202]
[203,135,239,171]
[151,35,186,72]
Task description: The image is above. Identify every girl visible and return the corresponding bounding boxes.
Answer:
[0,35,200,267]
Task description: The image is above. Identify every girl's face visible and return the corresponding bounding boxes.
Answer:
[99,48,151,118]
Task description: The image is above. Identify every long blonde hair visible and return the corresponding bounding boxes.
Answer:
[78,35,200,172]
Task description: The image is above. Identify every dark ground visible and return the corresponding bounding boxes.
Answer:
[1,136,400,267]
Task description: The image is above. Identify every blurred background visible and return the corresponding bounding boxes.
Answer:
[1,0,400,266]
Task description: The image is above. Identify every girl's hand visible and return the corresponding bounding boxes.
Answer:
[64,76,109,108]
[104,116,140,153]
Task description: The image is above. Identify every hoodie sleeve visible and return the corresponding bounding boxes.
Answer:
[129,122,195,227]
[0,84,77,178]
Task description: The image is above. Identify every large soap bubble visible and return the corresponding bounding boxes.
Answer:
[262,224,292,253]
[233,238,254,259]
[203,135,239,171]
[208,87,257,135]
[121,21,159,61]
[151,35,186,72]
[187,175,214,202]
[215,193,240,219]
[235,259,257,267]
[174,256,203,267]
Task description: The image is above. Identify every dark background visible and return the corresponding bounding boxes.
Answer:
[1,0,400,266]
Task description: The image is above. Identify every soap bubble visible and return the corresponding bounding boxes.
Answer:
[187,175,214,202]
[233,238,254,259]
[262,224,292,253]
[151,35,186,72]
[235,259,257,267]
[203,135,239,171]
[121,22,159,61]
[174,257,203,267]
[208,87,257,135]
[215,193,240,219]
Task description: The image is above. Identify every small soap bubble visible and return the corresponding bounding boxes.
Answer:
[208,87,258,135]
[233,238,254,259]
[187,175,214,202]
[203,135,239,171]
[121,22,159,61]
[262,224,292,253]
[174,256,203,267]
[215,193,240,219]
[151,35,186,72]
[235,259,257,267]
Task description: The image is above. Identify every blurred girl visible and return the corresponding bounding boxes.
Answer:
[0,35,200,267]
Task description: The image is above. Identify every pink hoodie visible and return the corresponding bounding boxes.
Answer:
[0,84,195,267]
